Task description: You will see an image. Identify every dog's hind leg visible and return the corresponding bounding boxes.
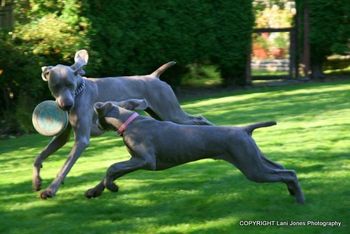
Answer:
[243,166,305,204]
[267,169,305,204]
[259,154,298,196]
[85,180,105,198]
[33,125,71,191]
[261,154,285,169]
[145,82,212,125]
[221,151,304,204]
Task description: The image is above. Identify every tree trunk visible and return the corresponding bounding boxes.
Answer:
[310,58,326,79]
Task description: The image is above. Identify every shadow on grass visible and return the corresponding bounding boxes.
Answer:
[0,133,126,167]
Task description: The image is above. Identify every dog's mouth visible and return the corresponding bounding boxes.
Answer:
[57,102,74,111]
[56,98,74,111]
[60,105,73,111]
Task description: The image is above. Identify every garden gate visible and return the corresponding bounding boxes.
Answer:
[247,26,297,83]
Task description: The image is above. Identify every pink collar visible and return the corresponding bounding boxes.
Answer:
[117,112,139,136]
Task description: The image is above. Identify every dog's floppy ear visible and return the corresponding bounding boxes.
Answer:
[117,99,149,111]
[71,49,89,76]
[94,102,107,115]
[94,102,114,116]
[41,66,52,81]
[94,102,104,111]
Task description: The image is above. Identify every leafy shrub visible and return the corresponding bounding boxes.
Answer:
[85,0,253,86]
[13,0,90,63]
[0,33,43,134]
[296,0,350,77]
[0,0,89,134]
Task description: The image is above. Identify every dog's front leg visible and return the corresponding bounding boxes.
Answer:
[33,125,72,191]
[40,136,89,199]
[85,158,148,198]
[40,112,91,199]
[104,158,151,192]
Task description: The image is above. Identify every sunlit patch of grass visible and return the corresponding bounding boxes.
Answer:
[324,65,350,75]
[0,80,349,233]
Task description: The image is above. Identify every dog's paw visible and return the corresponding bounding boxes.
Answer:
[287,187,295,196]
[40,189,54,199]
[85,187,104,198]
[105,182,119,193]
[32,176,42,191]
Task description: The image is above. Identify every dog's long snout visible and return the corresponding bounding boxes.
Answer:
[57,98,73,111]
[61,104,73,111]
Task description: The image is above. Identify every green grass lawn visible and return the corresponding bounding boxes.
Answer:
[1,81,349,234]
[251,69,288,77]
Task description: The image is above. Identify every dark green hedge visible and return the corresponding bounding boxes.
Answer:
[309,0,350,56]
[0,33,43,134]
[85,0,253,86]
[296,0,350,77]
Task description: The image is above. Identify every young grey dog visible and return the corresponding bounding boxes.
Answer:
[35,50,211,199]
[86,99,305,204]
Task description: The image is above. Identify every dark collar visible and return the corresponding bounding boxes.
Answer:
[75,78,85,96]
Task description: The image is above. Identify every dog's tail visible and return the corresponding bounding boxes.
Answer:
[150,61,176,78]
[243,121,277,135]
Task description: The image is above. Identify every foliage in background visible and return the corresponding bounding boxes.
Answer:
[254,1,295,28]
[85,0,253,87]
[0,32,41,134]
[296,0,350,78]
[211,0,253,86]
[0,0,89,134]
[14,0,90,63]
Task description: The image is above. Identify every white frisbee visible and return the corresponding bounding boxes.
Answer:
[32,100,68,136]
